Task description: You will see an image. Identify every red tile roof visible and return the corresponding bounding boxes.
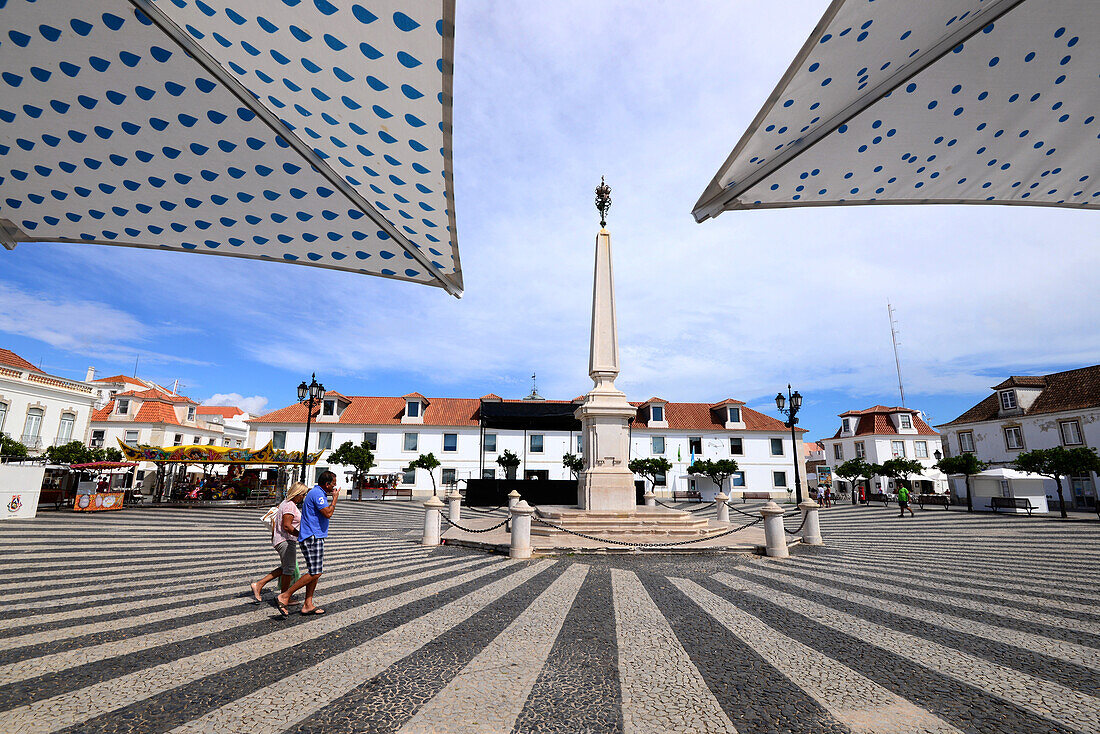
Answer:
[402,392,428,401]
[135,401,181,425]
[0,349,43,373]
[630,402,799,433]
[940,365,1100,426]
[252,397,480,427]
[480,393,502,401]
[196,406,244,419]
[93,374,146,385]
[830,406,938,438]
[709,398,746,408]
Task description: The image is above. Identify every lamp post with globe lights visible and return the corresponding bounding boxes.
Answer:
[775,385,804,505]
[297,373,325,483]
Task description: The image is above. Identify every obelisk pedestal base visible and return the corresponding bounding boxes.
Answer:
[577,464,637,511]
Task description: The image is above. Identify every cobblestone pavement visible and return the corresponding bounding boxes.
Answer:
[1,501,1098,733]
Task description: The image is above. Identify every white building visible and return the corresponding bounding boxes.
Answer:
[248,391,807,499]
[935,366,1100,510]
[0,348,97,455]
[196,406,251,448]
[90,388,225,453]
[822,405,945,496]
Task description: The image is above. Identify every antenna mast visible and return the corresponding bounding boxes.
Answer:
[887,302,905,407]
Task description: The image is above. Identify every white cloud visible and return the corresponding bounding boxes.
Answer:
[202,393,269,416]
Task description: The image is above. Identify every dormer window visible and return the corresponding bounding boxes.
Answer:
[650,404,664,422]
[187,406,196,421]
[116,398,129,415]
[842,418,851,432]
[999,390,1017,410]
[406,400,420,418]
[727,407,741,423]
[898,413,912,429]
[322,399,336,416]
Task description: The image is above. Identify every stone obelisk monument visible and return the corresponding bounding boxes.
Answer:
[574,179,638,511]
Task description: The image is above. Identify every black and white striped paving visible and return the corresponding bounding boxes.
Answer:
[1,502,1097,733]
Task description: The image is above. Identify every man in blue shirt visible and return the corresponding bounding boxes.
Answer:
[277,470,338,615]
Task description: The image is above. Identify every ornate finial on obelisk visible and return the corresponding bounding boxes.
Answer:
[595,177,611,228]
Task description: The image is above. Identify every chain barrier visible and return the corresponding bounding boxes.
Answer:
[784,511,809,536]
[530,512,764,549]
[655,499,718,514]
[440,514,509,534]
[466,504,508,514]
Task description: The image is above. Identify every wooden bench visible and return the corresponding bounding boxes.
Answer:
[383,486,413,500]
[740,491,773,503]
[990,496,1037,516]
[916,494,950,510]
[868,492,890,507]
[672,490,702,502]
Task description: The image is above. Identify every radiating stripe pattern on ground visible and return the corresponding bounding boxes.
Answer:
[0,502,1097,733]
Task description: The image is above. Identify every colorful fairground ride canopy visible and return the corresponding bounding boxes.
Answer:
[693,0,1099,220]
[117,439,323,466]
[0,0,462,295]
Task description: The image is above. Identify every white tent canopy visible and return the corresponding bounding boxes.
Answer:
[694,0,1098,220]
[0,0,462,295]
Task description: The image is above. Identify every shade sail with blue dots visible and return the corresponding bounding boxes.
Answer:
[693,0,1098,221]
[0,0,462,295]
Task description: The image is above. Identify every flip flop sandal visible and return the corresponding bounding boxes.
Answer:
[300,608,326,616]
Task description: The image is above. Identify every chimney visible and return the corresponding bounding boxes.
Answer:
[85,366,96,382]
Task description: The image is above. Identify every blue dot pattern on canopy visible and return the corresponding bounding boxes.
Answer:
[0,0,461,294]
[694,0,1098,219]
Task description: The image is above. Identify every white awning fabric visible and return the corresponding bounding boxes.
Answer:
[694,0,1098,221]
[0,0,462,295]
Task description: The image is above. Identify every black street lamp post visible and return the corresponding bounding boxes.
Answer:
[775,385,804,505]
[297,373,325,483]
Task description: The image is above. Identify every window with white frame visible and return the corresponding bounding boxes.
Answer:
[223,438,231,446]
[187,405,195,421]
[322,399,335,416]
[193,436,201,444]
[1003,426,1023,451]
[651,436,665,454]
[0,402,6,433]
[1060,420,1083,446]
[773,470,788,487]
[731,471,746,486]
[173,433,183,446]
[317,431,332,450]
[208,438,216,445]
[403,432,418,452]
[406,400,420,418]
[958,431,974,453]
[842,418,851,432]
[530,434,544,453]
[915,441,929,458]
[116,399,129,415]
[854,441,866,459]
[899,413,912,429]
[125,430,139,444]
[22,408,43,442]
[729,437,743,455]
[770,438,784,456]
[484,433,497,452]
[834,444,844,461]
[443,433,458,452]
[650,404,664,422]
[401,468,416,485]
[576,434,583,453]
[727,407,741,423]
[272,431,286,449]
[654,472,666,486]
[689,437,702,454]
[363,432,377,450]
[891,440,906,457]
[999,390,1017,410]
[56,413,75,443]
[441,468,457,485]
[91,429,105,447]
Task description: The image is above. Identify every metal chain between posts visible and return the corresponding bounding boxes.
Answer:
[655,499,717,514]
[783,509,809,535]
[440,514,509,534]
[466,504,507,514]
[531,511,763,549]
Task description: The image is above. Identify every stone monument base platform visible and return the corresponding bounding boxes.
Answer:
[439,505,786,556]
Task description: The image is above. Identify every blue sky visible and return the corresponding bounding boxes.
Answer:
[1,0,1097,442]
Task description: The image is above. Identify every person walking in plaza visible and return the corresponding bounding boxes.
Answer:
[897,484,915,517]
[250,481,308,604]
[277,470,339,616]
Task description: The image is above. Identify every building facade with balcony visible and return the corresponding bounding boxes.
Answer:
[935,365,1100,509]
[0,348,97,455]
[822,405,945,496]
[248,391,806,499]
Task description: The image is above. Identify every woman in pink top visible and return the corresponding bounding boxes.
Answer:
[251,482,309,604]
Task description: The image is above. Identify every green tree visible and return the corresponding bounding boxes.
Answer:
[687,458,740,494]
[0,434,28,460]
[835,459,873,504]
[1014,446,1100,519]
[881,457,924,494]
[44,441,93,465]
[935,453,987,512]
[327,440,376,489]
[629,457,672,495]
[88,447,124,463]
[408,452,441,496]
[496,449,521,480]
[562,452,583,480]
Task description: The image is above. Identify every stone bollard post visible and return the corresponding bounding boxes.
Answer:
[446,489,462,522]
[759,501,789,558]
[715,492,729,523]
[798,499,823,545]
[510,500,535,559]
[643,490,656,507]
[422,495,445,546]
[507,489,522,510]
